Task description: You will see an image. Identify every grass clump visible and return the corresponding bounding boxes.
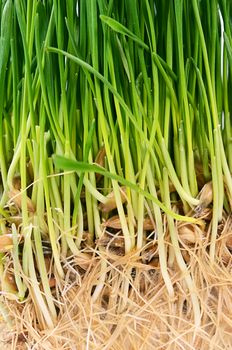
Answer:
[0,0,231,349]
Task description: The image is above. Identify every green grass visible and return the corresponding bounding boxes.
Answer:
[0,0,231,346]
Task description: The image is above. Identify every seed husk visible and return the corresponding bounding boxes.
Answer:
[12,175,21,190]
[103,215,155,230]
[95,147,106,182]
[225,233,232,249]
[8,188,35,213]
[143,217,156,231]
[178,223,204,244]
[195,182,213,214]
[103,215,125,229]
[99,187,127,212]
[96,233,125,249]
[220,245,232,264]
[142,244,159,263]
[0,234,14,252]
[1,272,18,297]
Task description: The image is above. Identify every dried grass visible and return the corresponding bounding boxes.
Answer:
[1,216,232,349]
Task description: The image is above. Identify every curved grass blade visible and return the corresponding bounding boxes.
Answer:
[100,15,149,51]
[54,155,198,224]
